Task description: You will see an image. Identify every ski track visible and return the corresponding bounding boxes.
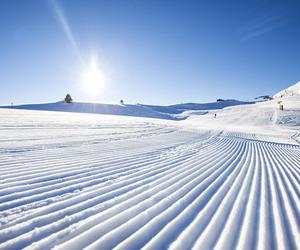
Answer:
[0,110,299,250]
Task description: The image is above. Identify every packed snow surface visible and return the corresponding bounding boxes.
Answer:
[0,96,299,250]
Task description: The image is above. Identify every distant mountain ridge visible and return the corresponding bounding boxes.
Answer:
[0,99,253,120]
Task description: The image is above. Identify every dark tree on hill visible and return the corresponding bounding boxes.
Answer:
[64,94,73,103]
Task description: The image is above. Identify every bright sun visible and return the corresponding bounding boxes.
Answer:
[81,59,106,95]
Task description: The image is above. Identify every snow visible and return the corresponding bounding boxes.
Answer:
[0,99,253,121]
[0,96,299,250]
[274,80,300,98]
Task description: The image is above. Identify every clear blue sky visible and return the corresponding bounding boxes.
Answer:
[1,0,300,105]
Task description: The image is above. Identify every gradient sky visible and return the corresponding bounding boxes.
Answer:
[1,0,300,105]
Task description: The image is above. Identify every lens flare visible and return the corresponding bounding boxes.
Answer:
[81,58,106,95]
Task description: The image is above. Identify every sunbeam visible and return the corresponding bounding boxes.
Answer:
[49,0,84,64]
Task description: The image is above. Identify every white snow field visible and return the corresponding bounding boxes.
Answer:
[0,96,299,250]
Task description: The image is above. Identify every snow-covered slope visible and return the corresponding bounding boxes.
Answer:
[0,99,253,120]
[186,96,300,128]
[143,99,253,112]
[274,80,300,98]
[184,96,300,145]
[0,96,299,249]
[2,101,179,120]
[170,99,254,110]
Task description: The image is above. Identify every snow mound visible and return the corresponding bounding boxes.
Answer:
[274,80,300,98]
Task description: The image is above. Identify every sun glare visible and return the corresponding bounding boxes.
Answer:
[81,59,106,96]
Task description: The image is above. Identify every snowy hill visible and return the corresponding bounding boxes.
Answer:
[170,99,253,110]
[187,96,300,127]
[184,96,300,144]
[274,80,300,98]
[0,99,253,120]
[2,101,177,120]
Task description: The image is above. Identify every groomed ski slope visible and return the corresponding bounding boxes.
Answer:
[0,97,299,250]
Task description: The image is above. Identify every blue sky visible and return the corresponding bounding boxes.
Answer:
[0,0,300,105]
